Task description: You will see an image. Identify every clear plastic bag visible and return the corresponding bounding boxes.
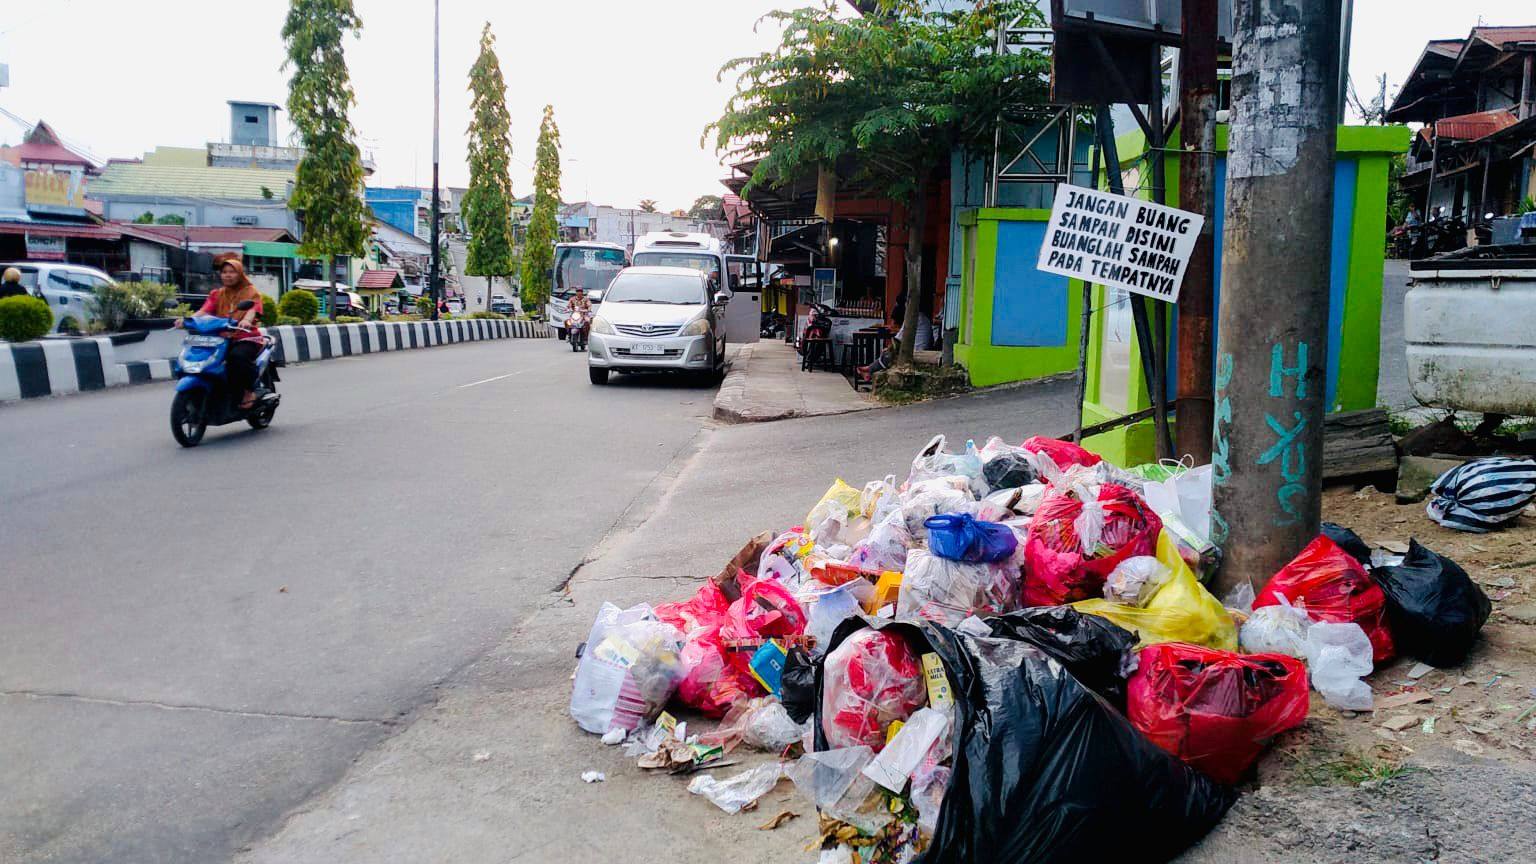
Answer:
[907,435,985,496]
[1239,597,1312,658]
[1102,556,1172,606]
[1304,621,1374,710]
[687,762,784,814]
[569,603,685,735]
[911,762,951,834]
[861,706,951,791]
[862,475,901,522]
[900,479,975,537]
[803,583,867,655]
[789,745,892,834]
[848,509,914,574]
[822,629,927,751]
[806,479,865,546]
[899,548,1020,626]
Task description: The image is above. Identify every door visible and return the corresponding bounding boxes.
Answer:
[45,269,98,331]
[724,254,761,344]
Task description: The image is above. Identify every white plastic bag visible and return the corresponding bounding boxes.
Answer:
[849,509,913,573]
[1240,597,1312,658]
[908,435,986,497]
[862,475,901,522]
[1102,556,1172,606]
[803,583,866,655]
[861,707,950,792]
[1142,463,1214,544]
[687,762,784,814]
[1304,621,1374,710]
[569,603,685,735]
[900,483,974,536]
[899,548,1019,625]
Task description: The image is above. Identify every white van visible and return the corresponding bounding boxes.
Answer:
[631,232,759,345]
[0,261,114,332]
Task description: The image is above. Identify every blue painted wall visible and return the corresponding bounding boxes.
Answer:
[365,187,422,238]
[991,220,1069,347]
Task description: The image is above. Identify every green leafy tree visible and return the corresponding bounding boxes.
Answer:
[711,1,1048,367]
[155,214,186,226]
[638,199,659,213]
[278,288,320,323]
[688,194,724,221]
[520,104,562,311]
[283,0,371,322]
[133,211,155,224]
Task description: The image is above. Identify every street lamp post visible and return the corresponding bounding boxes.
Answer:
[428,0,442,321]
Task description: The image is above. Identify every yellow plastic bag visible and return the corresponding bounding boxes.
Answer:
[1072,530,1238,650]
[805,479,865,534]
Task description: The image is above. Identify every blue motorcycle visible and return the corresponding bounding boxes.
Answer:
[170,300,281,447]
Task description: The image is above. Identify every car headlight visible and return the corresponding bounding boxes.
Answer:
[591,316,616,335]
[679,318,710,336]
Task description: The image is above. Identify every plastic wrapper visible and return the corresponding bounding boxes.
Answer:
[1426,457,1536,533]
[1102,555,1172,606]
[911,762,951,834]
[821,628,927,751]
[1304,621,1374,710]
[848,509,913,573]
[899,548,1020,626]
[1127,643,1309,783]
[924,513,1018,563]
[687,762,784,814]
[977,606,1138,707]
[569,603,685,734]
[907,435,985,496]
[1374,540,1491,667]
[1253,534,1396,664]
[802,583,866,655]
[1020,435,1103,470]
[814,620,1234,862]
[1239,598,1312,658]
[806,479,866,546]
[862,706,950,792]
[1073,530,1239,651]
[705,696,808,753]
[1024,483,1163,606]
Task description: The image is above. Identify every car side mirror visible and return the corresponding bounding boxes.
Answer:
[713,292,730,306]
[236,299,256,311]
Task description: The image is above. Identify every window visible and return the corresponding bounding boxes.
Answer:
[604,272,707,305]
[245,115,259,124]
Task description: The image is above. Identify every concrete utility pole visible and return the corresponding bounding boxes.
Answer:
[428,0,442,321]
[1211,0,1342,596]
[1176,0,1219,464]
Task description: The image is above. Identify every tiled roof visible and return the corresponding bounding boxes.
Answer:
[356,268,403,289]
[91,162,294,200]
[1435,108,1519,142]
[1468,26,1536,48]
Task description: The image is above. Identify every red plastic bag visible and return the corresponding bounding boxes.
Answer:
[1022,436,1102,469]
[1254,535,1396,664]
[1128,643,1309,783]
[1024,484,1162,606]
[822,628,927,751]
[663,572,808,717]
[655,579,731,635]
[676,625,763,717]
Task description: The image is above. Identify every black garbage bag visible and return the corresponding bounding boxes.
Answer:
[812,619,1235,863]
[780,645,818,724]
[1374,540,1491,667]
[981,606,1138,709]
[983,452,1038,492]
[1321,521,1372,566]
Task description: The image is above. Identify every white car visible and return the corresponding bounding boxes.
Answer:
[587,266,728,385]
[0,262,114,333]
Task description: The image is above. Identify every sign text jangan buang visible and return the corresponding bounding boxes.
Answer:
[1036,185,1205,303]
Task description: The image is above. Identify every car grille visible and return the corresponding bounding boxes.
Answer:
[612,348,684,358]
[614,323,681,338]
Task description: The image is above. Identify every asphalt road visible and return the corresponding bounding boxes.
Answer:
[0,338,720,863]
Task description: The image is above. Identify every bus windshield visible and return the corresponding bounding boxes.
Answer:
[553,246,627,297]
[632,251,721,286]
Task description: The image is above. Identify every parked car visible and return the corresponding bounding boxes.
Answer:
[0,261,114,333]
[490,293,517,315]
[587,265,728,385]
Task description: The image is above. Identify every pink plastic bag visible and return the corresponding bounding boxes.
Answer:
[1024,484,1162,606]
[1021,436,1102,469]
[822,628,927,751]
[664,572,808,718]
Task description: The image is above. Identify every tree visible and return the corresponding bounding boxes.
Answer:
[133,211,155,224]
[155,214,186,226]
[283,0,371,320]
[637,199,659,213]
[463,23,516,310]
[520,105,561,313]
[688,194,724,221]
[711,1,1048,367]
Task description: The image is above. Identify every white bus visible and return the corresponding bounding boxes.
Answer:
[547,241,628,340]
[631,232,759,345]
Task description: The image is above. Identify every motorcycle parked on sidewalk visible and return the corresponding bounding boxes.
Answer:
[567,308,592,352]
[170,300,281,447]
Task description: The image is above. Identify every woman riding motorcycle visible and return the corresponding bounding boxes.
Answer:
[178,258,264,409]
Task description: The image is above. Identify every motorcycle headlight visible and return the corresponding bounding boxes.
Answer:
[591,316,616,335]
[680,318,710,337]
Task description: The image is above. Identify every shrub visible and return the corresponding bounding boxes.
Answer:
[335,315,365,324]
[258,293,278,326]
[415,295,436,317]
[469,311,507,320]
[57,315,82,335]
[274,315,302,326]
[278,289,319,323]
[88,281,176,331]
[0,295,55,342]
[313,316,333,325]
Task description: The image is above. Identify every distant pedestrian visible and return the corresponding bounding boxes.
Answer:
[0,267,26,300]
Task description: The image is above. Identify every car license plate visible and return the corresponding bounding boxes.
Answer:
[631,342,665,355]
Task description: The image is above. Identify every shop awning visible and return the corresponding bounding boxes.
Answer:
[244,240,299,259]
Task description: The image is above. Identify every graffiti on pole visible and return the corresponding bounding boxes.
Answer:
[1258,341,1312,526]
[1210,352,1234,546]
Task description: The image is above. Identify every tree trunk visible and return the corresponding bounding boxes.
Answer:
[328,255,340,321]
[895,175,927,368]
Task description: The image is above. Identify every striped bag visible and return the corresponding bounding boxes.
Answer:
[1426,457,1536,533]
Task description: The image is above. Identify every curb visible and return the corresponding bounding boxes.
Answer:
[712,344,780,423]
[1,317,548,404]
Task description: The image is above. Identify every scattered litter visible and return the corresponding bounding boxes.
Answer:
[1378,540,1410,555]
[1408,662,1435,679]
[581,771,606,783]
[688,763,785,814]
[757,810,799,830]
[471,751,492,762]
[600,728,626,746]
[1374,691,1434,711]
[1380,715,1419,732]
[1421,716,1438,734]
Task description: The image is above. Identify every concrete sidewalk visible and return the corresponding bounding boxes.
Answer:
[714,340,877,423]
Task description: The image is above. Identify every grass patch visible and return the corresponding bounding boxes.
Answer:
[1293,750,1419,787]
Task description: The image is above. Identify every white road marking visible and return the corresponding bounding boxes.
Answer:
[457,370,526,389]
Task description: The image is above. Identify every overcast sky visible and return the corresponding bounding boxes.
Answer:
[0,1,1531,209]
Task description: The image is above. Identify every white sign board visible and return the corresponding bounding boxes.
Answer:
[1037,185,1204,303]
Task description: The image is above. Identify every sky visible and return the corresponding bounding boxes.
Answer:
[0,0,1531,209]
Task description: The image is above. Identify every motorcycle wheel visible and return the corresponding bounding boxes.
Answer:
[171,390,208,448]
[247,400,277,430]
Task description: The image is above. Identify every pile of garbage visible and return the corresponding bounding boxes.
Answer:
[569,434,1494,863]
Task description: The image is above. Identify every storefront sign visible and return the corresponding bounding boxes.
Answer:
[24,169,88,216]
[25,233,67,260]
[1037,184,1204,303]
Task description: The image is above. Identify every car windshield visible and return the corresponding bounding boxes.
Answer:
[554,247,627,297]
[633,251,720,285]
[603,273,706,305]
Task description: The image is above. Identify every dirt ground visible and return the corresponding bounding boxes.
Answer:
[1181,486,1536,864]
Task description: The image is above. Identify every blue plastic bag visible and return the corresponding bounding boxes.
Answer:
[925,513,1018,563]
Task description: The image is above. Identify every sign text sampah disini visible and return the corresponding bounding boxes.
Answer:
[1037,185,1204,303]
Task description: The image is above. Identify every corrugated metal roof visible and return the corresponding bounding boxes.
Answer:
[1435,108,1519,142]
[1469,26,1536,48]
[356,268,403,289]
[123,225,297,245]
[91,162,294,200]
